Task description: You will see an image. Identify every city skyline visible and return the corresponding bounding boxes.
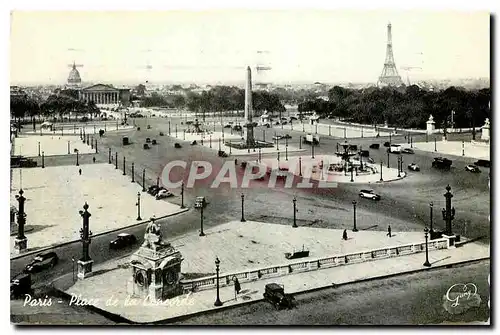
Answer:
[10,10,490,86]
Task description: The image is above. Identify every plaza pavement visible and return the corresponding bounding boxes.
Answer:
[10,164,184,257]
[279,122,391,138]
[55,220,490,323]
[255,154,405,184]
[399,140,490,160]
[24,124,134,137]
[13,135,95,157]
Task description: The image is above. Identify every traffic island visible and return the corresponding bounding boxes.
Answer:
[12,135,95,157]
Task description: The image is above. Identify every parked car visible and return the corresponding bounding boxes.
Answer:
[408,163,420,171]
[273,135,284,140]
[191,140,197,145]
[147,125,151,129]
[383,142,391,147]
[24,252,59,273]
[151,139,157,145]
[109,233,137,250]
[402,148,415,154]
[218,150,228,157]
[156,189,173,199]
[174,143,182,148]
[148,185,166,196]
[358,189,381,201]
[159,132,164,136]
[370,143,380,149]
[283,134,292,139]
[143,143,150,149]
[290,116,298,121]
[223,124,231,128]
[137,127,141,131]
[366,157,376,164]
[146,138,151,143]
[432,157,452,170]
[10,273,32,299]
[359,150,370,157]
[465,164,481,173]
[194,196,207,208]
[474,159,491,168]
[233,125,242,131]
[263,283,295,310]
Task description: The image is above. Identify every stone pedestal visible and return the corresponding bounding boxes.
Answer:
[426,115,435,134]
[129,242,184,301]
[14,237,27,254]
[481,118,490,141]
[77,259,94,279]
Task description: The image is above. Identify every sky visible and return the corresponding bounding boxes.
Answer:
[9,10,490,85]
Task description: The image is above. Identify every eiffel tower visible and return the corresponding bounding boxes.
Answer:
[377,23,403,87]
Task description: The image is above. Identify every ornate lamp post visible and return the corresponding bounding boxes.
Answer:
[115,152,118,169]
[180,181,185,208]
[95,140,98,154]
[299,136,302,149]
[136,192,142,221]
[423,226,431,267]
[76,150,79,166]
[311,140,315,159]
[380,161,383,181]
[14,189,27,253]
[240,194,246,222]
[199,200,205,236]
[387,151,390,168]
[156,176,160,189]
[218,138,221,151]
[42,151,45,168]
[299,156,302,177]
[108,148,111,164]
[258,148,262,162]
[209,135,212,148]
[442,185,455,235]
[38,142,41,156]
[397,156,401,178]
[293,197,298,228]
[142,169,146,192]
[359,145,363,170]
[462,141,465,156]
[429,202,434,232]
[175,124,178,138]
[131,163,135,182]
[214,257,223,307]
[352,200,358,232]
[434,137,437,152]
[78,202,93,278]
[350,163,354,182]
[123,157,126,175]
[285,137,288,161]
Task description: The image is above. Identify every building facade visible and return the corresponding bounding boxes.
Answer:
[78,84,131,107]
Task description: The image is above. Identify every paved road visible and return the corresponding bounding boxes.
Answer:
[169,260,490,325]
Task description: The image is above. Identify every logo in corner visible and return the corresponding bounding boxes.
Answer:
[443,283,481,315]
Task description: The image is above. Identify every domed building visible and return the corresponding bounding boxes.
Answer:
[67,62,82,88]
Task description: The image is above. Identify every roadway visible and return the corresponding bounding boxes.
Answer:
[169,260,490,325]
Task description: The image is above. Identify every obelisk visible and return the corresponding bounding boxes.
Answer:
[244,66,255,147]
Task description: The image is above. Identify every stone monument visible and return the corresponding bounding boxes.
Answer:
[128,219,184,300]
[426,115,435,134]
[244,66,256,148]
[481,118,490,141]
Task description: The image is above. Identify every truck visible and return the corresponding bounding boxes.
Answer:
[303,133,320,145]
[388,144,402,153]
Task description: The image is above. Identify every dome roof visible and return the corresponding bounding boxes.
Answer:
[67,63,82,85]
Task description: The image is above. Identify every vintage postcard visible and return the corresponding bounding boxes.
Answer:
[9,8,491,325]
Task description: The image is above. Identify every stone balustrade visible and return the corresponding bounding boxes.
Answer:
[180,237,449,293]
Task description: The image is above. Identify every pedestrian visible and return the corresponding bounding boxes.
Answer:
[342,229,348,240]
[93,157,96,163]
[234,277,241,294]
[387,225,392,238]
[78,168,82,175]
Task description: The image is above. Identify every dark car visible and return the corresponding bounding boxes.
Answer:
[191,140,197,145]
[283,134,292,139]
[109,233,137,250]
[159,132,164,136]
[383,142,391,147]
[143,143,150,149]
[25,252,59,273]
[152,139,157,145]
[19,158,37,168]
[148,185,167,196]
[432,157,452,170]
[11,273,32,299]
[370,143,380,149]
[174,143,182,148]
[474,159,490,168]
[223,124,231,128]
[147,125,151,129]
[122,137,130,145]
[146,138,151,143]
[402,148,415,154]
[233,125,242,131]
[218,150,228,157]
[359,150,370,157]
[137,127,141,131]
[263,283,295,310]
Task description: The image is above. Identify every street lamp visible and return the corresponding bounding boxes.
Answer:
[397,156,401,178]
[299,156,302,177]
[15,189,27,243]
[180,181,185,208]
[78,202,93,262]
[241,194,246,222]
[258,148,262,162]
[38,142,41,156]
[142,169,146,192]
[293,197,298,228]
[311,141,315,159]
[199,200,205,236]
[214,257,223,307]
[350,163,354,182]
[168,121,171,135]
[352,200,358,232]
[76,150,79,166]
[380,161,383,181]
[285,138,288,161]
[387,151,390,168]
[423,226,431,267]
[434,137,437,152]
[123,157,126,175]
[442,185,455,235]
[136,192,142,221]
[115,152,118,169]
[462,141,465,156]
[42,151,45,169]
[108,148,111,164]
[131,163,135,183]
[71,257,76,282]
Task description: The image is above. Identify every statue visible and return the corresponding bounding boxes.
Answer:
[141,218,166,251]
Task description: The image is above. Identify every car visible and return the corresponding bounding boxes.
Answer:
[432,157,452,170]
[218,150,228,157]
[465,164,481,173]
[152,139,157,145]
[369,143,380,149]
[366,157,375,164]
[273,135,284,140]
[109,233,137,250]
[190,140,197,145]
[408,163,420,171]
[290,116,298,121]
[143,143,150,149]
[359,150,370,157]
[148,185,163,196]
[383,142,391,147]
[281,121,288,125]
[122,137,130,145]
[137,127,141,131]
[358,189,381,201]
[388,144,402,154]
[263,283,295,310]
[194,196,207,208]
[283,134,292,139]
[147,125,151,129]
[174,143,182,148]
[159,132,164,136]
[185,121,194,125]
[146,138,151,143]
[156,189,173,199]
[223,124,231,128]
[10,273,32,299]
[24,252,59,273]
[474,159,491,168]
[402,148,415,154]
[233,125,242,131]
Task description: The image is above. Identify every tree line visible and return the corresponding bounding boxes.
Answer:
[299,85,491,130]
